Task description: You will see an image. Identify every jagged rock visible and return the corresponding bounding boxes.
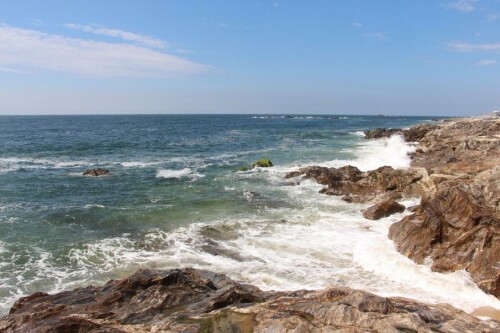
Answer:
[287,165,427,203]
[364,128,402,139]
[387,118,500,298]
[83,168,110,176]
[402,123,436,142]
[388,178,500,297]
[363,200,405,220]
[1,268,498,332]
[411,118,500,175]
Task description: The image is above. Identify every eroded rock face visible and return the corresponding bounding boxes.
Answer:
[389,177,500,297]
[1,268,498,333]
[363,200,405,220]
[83,168,110,176]
[287,165,428,203]
[387,118,500,297]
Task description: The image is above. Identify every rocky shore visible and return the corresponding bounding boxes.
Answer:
[1,117,499,332]
[1,268,498,332]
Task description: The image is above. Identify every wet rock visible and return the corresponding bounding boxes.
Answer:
[83,168,110,176]
[1,268,498,332]
[252,158,273,168]
[387,118,500,297]
[363,200,405,220]
[389,178,500,297]
[402,123,436,142]
[364,128,402,139]
[287,165,428,203]
[407,204,420,212]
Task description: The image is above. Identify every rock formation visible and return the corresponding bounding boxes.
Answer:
[286,165,428,203]
[1,268,498,332]
[363,200,406,220]
[298,117,499,298]
[83,168,110,176]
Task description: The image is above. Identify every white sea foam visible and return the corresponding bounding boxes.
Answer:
[351,131,365,137]
[315,135,415,171]
[156,168,204,179]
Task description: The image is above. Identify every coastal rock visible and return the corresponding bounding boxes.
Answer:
[83,168,110,176]
[287,165,428,203]
[252,158,273,168]
[388,178,500,297]
[387,118,500,297]
[402,123,436,142]
[363,200,405,220]
[364,128,402,139]
[411,118,500,175]
[1,268,498,332]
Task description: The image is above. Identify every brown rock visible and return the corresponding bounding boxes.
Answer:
[1,268,498,332]
[389,179,500,297]
[287,165,428,203]
[83,168,110,176]
[363,200,406,220]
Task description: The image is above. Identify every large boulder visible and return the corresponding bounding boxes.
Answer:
[1,268,498,332]
[363,200,406,220]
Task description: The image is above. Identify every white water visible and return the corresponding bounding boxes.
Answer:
[1,135,499,318]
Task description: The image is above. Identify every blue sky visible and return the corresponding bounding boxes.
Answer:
[0,0,499,115]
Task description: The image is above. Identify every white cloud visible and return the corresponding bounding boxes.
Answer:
[64,23,167,48]
[367,32,388,40]
[475,59,496,66]
[446,0,479,13]
[448,41,500,52]
[352,22,363,28]
[0,24,209,78]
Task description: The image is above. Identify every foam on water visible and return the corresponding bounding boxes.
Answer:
[1,120,498,319]
[156,168,204,179]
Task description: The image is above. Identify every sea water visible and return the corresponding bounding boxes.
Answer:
[0,114,498,315]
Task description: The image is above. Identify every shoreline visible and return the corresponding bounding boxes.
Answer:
[1,116,498,332]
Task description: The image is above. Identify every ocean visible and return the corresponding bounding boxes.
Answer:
[1,114,499,315]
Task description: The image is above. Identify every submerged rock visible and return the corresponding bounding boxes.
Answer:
[1,268,498,332]
[363,200,405,220]
[83,168,110,176]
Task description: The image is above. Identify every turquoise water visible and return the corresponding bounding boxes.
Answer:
[1,114,499,315]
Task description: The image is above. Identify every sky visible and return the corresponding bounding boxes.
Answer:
[0,0,499,116]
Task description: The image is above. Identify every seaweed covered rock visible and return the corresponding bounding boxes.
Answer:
[364,128,402,139]
[252,158,273,168]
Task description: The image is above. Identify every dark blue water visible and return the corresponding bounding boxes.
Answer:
[7,114,486,315]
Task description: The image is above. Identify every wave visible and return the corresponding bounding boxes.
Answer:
[156,168,204,180]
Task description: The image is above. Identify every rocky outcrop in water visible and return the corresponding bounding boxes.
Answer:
[83,168,110,176]
[1,268,498,332]
[363,200,406,220]
[363,124,436,142]
[286,165,428,203]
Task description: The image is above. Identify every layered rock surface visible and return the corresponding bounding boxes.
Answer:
[1,268,498,332]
